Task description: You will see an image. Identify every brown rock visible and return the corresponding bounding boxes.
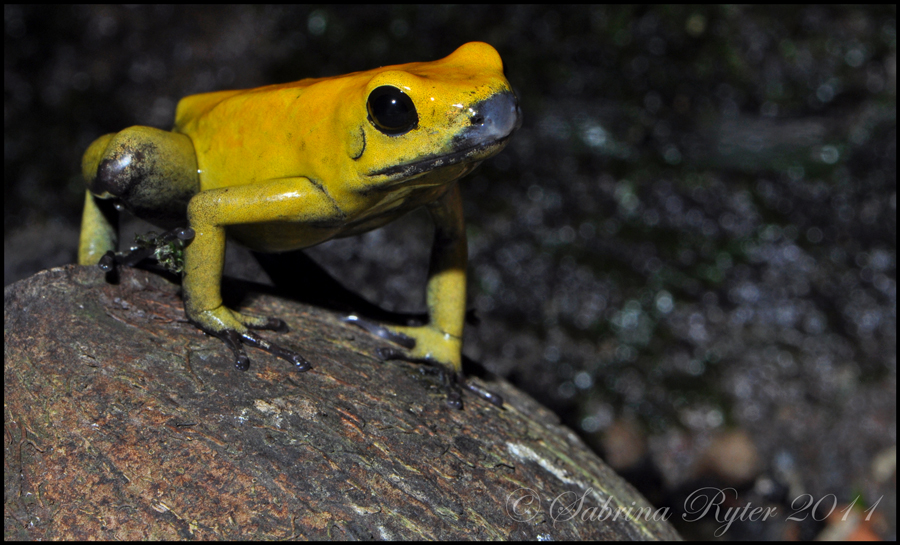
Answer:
[5,265,679,540]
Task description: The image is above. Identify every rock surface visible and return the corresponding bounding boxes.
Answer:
[5,266,679,540]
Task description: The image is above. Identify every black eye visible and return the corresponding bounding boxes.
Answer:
[367,86,418,135]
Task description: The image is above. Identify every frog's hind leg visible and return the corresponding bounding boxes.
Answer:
[79,188,120,265]
[79,126,201,268]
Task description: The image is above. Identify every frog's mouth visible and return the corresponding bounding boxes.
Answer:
[366,134,512,181]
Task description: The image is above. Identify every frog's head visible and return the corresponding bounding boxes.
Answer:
[336,42,521,193]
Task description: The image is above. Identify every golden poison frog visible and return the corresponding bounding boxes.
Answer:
[78,42,520,408]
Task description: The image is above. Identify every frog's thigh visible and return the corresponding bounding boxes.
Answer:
[84,126,200,228]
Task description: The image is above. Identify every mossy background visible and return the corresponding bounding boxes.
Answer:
[5,5,895,539]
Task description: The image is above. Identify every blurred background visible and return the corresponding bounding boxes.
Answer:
[5,5,895,540]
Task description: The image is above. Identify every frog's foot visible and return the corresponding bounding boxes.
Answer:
[419,367,504,410]
[190,306,311,372]
[343,315,503,409]
[98,227,195,272]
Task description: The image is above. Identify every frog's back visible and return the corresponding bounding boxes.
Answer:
[173,77,324,131]
[172,58,434,132]
[172,74,365,192]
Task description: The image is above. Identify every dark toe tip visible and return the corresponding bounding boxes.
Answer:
[235,355,251,371]
[292,356,312,372]
[375,347,406,361]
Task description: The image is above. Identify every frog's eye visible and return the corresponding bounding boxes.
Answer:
[367,86,418,135]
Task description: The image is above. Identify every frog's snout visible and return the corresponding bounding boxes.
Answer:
[467,91,522,143]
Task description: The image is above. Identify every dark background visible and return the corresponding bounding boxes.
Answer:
[5,5,895,540]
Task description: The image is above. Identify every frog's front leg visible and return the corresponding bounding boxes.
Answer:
[76,127,307,371]
[347,184,503,409]
[184,178,342,372]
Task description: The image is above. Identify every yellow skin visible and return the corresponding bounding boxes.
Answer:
[78,42,520,408]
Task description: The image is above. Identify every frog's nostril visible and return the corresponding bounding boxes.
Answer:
[470,114,484,126]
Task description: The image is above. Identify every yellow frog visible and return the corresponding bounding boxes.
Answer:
[78,42,520,408]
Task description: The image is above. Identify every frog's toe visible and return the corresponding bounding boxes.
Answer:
[374,346,410,361]
[436,369,503,409]
[343,315,416,348]
[239,329,312,371]
[459,374,504,407]
[242,314,288,332]
[431,369,463,409]
[214,329,253,371]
